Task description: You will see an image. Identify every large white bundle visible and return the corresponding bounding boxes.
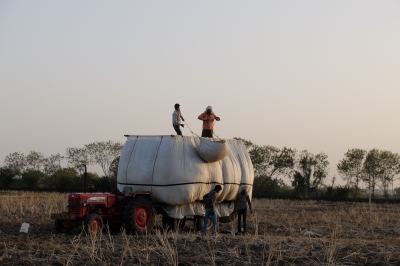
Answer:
[117,135,254,206]
[196,138,230,163]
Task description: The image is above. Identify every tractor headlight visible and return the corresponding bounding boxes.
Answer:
[82,202,88,207]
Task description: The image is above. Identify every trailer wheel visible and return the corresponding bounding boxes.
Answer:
[162,214,186,231]
[124,197,156,234]
[194,215,212,231]
[85,213,104,234]
[55,219,72,234]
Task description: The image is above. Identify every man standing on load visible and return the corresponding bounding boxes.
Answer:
[202,185,222,237]
[172,103,185,136]
[198,106,220,138]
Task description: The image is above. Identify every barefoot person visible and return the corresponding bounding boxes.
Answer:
[235,187,253,235]
[202,185,222,236]
[197,106,220,138]
[172,103,185,136]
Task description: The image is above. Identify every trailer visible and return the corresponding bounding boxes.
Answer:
[51,135,254,234]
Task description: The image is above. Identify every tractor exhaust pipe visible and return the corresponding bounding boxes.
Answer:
[83,164,87,193]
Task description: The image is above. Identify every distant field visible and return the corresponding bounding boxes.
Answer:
[1,192,400,265]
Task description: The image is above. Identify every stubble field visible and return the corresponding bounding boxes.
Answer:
[0,192,400,265]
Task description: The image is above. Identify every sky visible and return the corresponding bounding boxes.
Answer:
[1,1,399,186]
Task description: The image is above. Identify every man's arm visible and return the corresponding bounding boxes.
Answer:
[198,113,207,121]
[213,114,220,121]
[179,111,184,121]
[234,194,238,211]
[246,195,252,213]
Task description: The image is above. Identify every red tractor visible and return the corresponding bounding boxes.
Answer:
[51,165,161,234]
[51,190,157,234]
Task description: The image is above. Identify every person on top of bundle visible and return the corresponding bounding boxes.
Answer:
[197,106,220,138]
[172,103,185,136]
[235,187,253,235]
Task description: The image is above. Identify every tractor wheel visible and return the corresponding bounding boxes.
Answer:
[219,210,237,223]
[124,197,156,234]
[55,219,73,234]
[194,215,212,232]
[85,213,104,234]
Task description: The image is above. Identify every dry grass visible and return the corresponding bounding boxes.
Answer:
[1,191,400,265]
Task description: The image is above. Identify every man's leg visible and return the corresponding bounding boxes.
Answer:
[211,211,217,236]
[237,209,243,233]
[201,129,212,137]
[243,209,247,234]
[202,211,210,235]
[173,125,182,135]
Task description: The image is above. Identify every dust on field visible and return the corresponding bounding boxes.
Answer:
[1,192,400,265]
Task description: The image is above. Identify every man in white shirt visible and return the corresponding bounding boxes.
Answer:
[172,103,185,135]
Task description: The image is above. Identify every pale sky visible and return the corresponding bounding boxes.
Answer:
[1,1,399,185]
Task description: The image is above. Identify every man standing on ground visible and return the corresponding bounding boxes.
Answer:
[202,185,222,236]
[235,187,253,235]
[198,106,220,138]
[172,103,184,136]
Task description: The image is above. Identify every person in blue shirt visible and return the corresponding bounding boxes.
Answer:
[202,185,222,236]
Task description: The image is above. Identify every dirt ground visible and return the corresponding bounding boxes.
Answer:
[1,192,400,265]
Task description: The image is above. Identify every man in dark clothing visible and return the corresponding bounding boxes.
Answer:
[172,103,185,135]
[235,187,252,235]
[202,185,222,236]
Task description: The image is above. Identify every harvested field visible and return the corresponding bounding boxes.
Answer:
[1,192,400,265]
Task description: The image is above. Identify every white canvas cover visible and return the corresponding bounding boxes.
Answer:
[162,201,235,219]
[196,138,230,163]
[117,135,254,218]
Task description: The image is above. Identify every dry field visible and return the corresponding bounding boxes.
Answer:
[1,192,400,265]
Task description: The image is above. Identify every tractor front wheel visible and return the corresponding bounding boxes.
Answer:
[85,213,104,234]
[124,197,156,234]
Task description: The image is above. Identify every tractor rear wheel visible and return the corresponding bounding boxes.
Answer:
[124,197,156,234]
[85,213,104,234]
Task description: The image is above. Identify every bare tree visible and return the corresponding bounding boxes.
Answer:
[43,153,64,176]
[84,141,123,178]
[234,138,296,178]
[3,152,27,175]
[26,150,45,171]
[292,150,329,198]
[65,147,90,174]
[337,149,366,198]
[362,149,381,202]
[378,151,400,198]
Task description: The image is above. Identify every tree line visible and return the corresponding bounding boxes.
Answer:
[235,138,400,200]
[0,141,123,191]
[1,138,399,201]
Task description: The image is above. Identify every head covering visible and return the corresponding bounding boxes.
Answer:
[175,103,180,107]
[206,106,212,110]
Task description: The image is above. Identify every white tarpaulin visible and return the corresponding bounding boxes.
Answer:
[196,138,230,163]
[161,201,235,219]
[117,135,254,218]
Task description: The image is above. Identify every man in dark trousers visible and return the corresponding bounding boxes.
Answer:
[172,103,184,135]
[202,185,222,236]
[198,106,220,138]
[235,187,253,235]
